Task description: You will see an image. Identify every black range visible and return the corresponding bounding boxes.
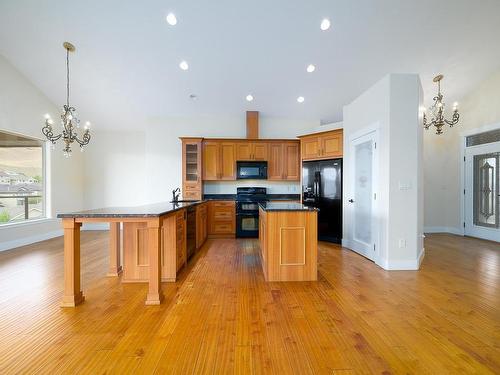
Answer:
[235,187,268,238]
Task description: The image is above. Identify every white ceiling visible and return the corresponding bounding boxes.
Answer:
[1,0,500,130]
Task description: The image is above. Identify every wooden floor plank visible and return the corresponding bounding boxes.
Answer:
[0,232,499,374]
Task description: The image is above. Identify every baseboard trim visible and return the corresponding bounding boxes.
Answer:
[379,257,420,271]
[424,226,463,235]
[0,229,63,252]
[0,222,110,252]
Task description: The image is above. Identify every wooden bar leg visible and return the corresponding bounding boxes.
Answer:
[107,222,122,276]
[61,218,85,307]
[145,219,164,305]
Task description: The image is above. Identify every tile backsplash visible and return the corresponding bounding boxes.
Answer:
[203,181,300,195]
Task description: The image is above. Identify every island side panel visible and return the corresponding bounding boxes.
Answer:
[122,222,150,282]
[122,211,185,283]
[264,210,318,282]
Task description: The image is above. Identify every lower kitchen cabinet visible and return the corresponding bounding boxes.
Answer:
[208,200,236,237]
[196,202,208,249]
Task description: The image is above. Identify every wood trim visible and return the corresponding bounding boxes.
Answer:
[297,128,343,138]
[106,222,122,276]
[246,111,259,139]
[60,218,85,307]
[145,219,164,305]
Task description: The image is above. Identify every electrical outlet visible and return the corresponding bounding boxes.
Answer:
[398,239,406,248]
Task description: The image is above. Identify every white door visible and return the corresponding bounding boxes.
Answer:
[348,130,379,260]
[465,141,500,242]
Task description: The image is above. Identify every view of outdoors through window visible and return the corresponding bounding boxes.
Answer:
[0,132,44,224]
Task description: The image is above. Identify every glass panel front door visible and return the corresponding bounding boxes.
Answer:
[473,152,499,228]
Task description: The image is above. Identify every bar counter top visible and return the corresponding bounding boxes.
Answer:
[57,200,204,218]
[259,202,319,212]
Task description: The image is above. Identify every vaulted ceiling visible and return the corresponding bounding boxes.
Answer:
[1,0,499,130]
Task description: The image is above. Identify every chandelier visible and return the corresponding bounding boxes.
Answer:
[423,74,460,135]
[42,42,91,157]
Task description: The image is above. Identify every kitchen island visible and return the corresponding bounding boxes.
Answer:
[57,201,205,307]
[258,202,318,281]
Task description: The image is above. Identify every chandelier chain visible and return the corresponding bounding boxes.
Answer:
[66,47,70,107]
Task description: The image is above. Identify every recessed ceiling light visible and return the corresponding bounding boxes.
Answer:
[320,18,331,31]
[246,94,254,102]
[306,64,316,73]
[179,60,189,70]
[166,13,177,26]
[297,96,305,103]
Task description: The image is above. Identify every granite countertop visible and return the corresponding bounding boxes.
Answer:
[57,200,204,218]
[203,194,300,201]
[259,202,319,212]
[202,194,236,200]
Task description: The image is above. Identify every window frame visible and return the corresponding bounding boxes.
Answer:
[0,129,47,226]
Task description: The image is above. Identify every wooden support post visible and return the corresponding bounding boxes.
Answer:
[145,219,164,305]
[107,222,122,276]
[61,218,85,307]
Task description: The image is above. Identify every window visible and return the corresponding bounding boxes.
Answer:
[0,131,45,225]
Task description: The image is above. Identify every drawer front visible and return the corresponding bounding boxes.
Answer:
[183,184,200,191]
[183,190,201,199]
[213,201,235,208]
[212,222,234,234]
[213,210,233,221]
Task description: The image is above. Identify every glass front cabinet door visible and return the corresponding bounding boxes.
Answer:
[181,138,203,200]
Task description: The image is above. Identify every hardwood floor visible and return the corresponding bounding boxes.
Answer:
[0,233,499,374]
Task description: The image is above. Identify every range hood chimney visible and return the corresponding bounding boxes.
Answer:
[246,111,259,139]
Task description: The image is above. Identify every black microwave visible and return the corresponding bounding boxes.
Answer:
[236,161,268,179]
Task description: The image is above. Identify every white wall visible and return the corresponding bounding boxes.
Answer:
[83,131,146,209]
[0,55,84,251]
[343,74,423,270]
[424,68,500,233]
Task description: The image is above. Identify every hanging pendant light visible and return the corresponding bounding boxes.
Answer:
[423,74,460,135]
[42,42,91,157]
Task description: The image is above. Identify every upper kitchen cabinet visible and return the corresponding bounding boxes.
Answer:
[202,140,236,181]
[268,141,300,181]
[298,129,343,161]
[180,138,203,200]
[235,141,268,161]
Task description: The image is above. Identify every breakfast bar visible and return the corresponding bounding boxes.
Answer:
[57,201,202,307]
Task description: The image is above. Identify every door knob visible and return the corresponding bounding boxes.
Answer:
[348,199,354,203]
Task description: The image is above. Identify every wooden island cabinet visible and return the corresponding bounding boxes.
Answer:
[259,203,318,281]
[57,200,213,307]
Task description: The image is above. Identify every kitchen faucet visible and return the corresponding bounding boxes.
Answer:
[172,188,181,203]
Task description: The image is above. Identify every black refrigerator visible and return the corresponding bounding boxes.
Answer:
[302,159,342,243]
